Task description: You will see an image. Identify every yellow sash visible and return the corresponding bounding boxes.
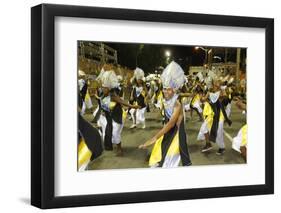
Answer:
[149,131,180,167]
[78,139,92,170]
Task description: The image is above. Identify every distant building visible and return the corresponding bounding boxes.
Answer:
[188,66,205,76]
[189,62,237,76]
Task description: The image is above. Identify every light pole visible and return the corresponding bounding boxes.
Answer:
[195,46,212,66]
[213,55,222,61]
[236,48,241,92]
[165,50,171,65]
[136,44,144,67]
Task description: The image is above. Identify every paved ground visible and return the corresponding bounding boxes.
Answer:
[82,101,246,170]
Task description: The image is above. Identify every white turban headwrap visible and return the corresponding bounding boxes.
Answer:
[100,70,119,89]
[117,75,123,82]
[78,70,86,77]
[96,68,105,81]
[134,67,145,81]
[161,61,185,90]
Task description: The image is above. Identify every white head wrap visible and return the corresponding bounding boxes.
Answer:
[78,70,86,77]
[209,91,220,103]
[134,67,145,81]
[78,79,85,91]
[196,71,204,83]
[100,70,119,89]
[117,75,123,82]
[228,76,234,85]
[96,68,105,81]
[185,76,188,84]
[160,61,185,90]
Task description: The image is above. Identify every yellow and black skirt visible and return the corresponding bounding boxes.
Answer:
[78,114,103,171]
[149,120,191,168]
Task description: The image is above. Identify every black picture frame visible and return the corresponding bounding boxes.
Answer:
[31,3,274,209]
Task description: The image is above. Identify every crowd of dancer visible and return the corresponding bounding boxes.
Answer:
[78,61,247,171]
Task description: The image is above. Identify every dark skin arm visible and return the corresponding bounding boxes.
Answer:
[219,89,227,99]
[235,98,247,111]
[111,95,139,109]
[142,82,148,97]
[93,88,101,100]
[200,92,209,102]
[94,94,101,100]
[129,88,134,101]
[240,146,247,163]
[141,82,150,103]
[179,92,192,97]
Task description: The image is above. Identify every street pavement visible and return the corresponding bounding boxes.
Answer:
[82,101,246,170]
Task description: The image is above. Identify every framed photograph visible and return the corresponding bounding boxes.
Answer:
[31,4,274,209]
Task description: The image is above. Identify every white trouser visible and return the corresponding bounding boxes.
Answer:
[98,114,107,141]
[98,114,123,145]
[192,101,203,113]
[226,103,231,118]
[112,121,123,144]
[232,127,243,153]
[184,103,190,111]
[216,121,225,149]
[81,102,86,115]
[129,107,146,125]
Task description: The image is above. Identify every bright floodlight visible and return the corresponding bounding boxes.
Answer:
[165,50,171,57]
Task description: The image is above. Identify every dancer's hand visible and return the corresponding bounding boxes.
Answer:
[139,137,157,149]
[132,104,140,109]
[138,144,147,149]
[226,119,232,126]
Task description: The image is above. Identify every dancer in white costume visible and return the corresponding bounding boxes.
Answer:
[189,83,204,121]
[197,81,232,155]
[78,70,93,115]
[139,61,192,168]
[220,81,234,118]
[233,124,247,162]
[91,68,104,124]
[97,70,139,156]
[129,67,148,129]
[232,99,247,162]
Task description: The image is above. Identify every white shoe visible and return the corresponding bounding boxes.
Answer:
[130,124,136,129]
[141,124,146,129]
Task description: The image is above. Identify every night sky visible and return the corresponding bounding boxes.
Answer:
[104,42,204,73]
[82,41,245,74]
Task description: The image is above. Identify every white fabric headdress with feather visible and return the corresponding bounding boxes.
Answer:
[101,70,119,89]
[161,61,185,90]
[96,68,105,81]
[134,67,145,81]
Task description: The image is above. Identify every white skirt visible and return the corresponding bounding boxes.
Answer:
[80,98,93,115]
[162,154,181,168]
[92,105,100,117]
[197,120,225,148]
[78,159,90,172]
[81,102,86,115]
[129,107,146,124]
[85,96,93,109]
[197,120,209,141]
[232,127,247,153]
[184,103,190,111]
[192,101,203,113]
[226,103,231,118]
[98,114,123,145]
